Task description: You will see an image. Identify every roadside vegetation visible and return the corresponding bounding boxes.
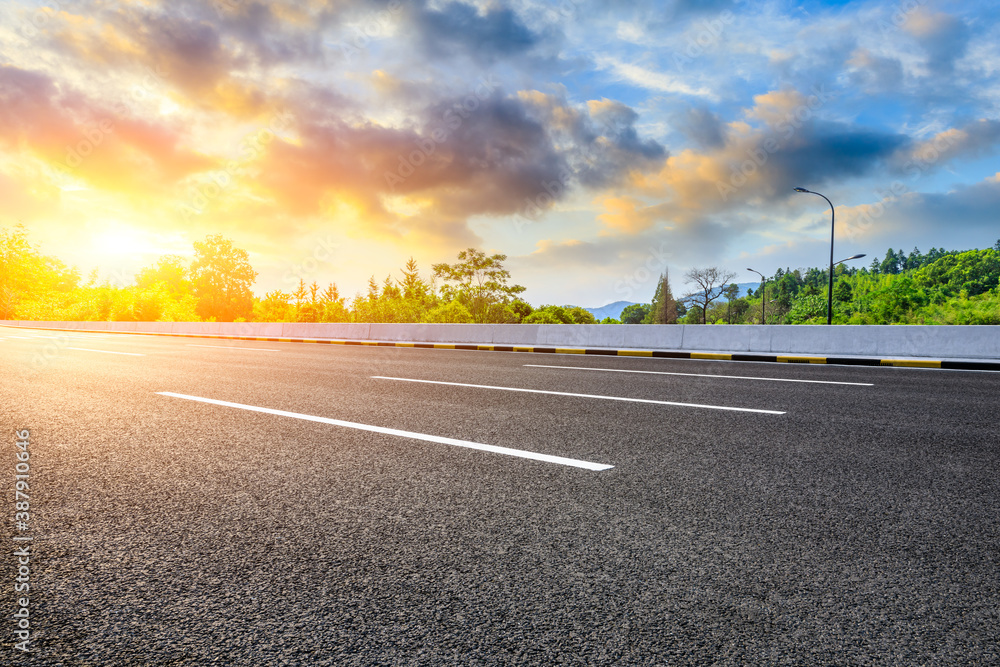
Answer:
[2,224,998,324]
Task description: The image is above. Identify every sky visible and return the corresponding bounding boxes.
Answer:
[2,0,999,307]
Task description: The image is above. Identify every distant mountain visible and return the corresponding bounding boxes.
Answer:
[731,282,759,298]
[581,300,638,321]
[575,288,756,322]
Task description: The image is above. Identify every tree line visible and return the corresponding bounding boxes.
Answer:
[0,226,573,324]
[612,242,1000,325]
[2,224,998,325]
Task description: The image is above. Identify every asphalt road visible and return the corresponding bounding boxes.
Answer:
[1,325,998,665]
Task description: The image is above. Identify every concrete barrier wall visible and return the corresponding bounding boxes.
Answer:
[4,321,999,359]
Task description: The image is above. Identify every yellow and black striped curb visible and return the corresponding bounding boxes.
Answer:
[6,325,1000,371]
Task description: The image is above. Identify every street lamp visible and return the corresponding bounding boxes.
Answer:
[747,268,766,324]
[793,187,838,324]
[835,253,866,266]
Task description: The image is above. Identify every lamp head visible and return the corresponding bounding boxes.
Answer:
[793,187,810,193]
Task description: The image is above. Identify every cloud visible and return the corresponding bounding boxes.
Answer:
[673,106,727,149]
[887,119,1000,176]
[615,88,906,228]
[250,86,666,245]
[597,196,662,235]
[595,56,715,98]
[404,0,541,64]
[0,65,213,196]
[846,49,904,94]
[837,172,1000,249]
[905,9,971,77]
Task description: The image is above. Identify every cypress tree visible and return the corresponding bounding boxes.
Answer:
[650,270,678,324]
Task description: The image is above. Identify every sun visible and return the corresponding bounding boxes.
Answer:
[91,227,154,256]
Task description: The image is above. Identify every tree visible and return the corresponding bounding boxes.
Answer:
[723,283,739,324]
[0,224,79,320]
[189,235,257,321]
[136,255,190,297]
[522,307,565,324]
[0,225,34,319]
[834,279,853,302]
[522,305,596,324]
[508,299,533,323]
[254,290,293,322]
[289,279,304,306]
[682,267,737,324]
[879,248,901,275]
[319,283,349,322]
[398,257,432,305]
[424,300,474,323]
[620,303,651,324]
[565,306,596,324]
[913,248,1000,298]
[649,270,678,324]
[432,248,526,323]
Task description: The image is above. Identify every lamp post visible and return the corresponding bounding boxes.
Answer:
[747,268,766,324]
[793,187,839,324]
[727,285,732,324]
[835,253,866,266]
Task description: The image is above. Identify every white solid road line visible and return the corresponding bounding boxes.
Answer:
[157,392,614,471]
[186,344,280,352]
[372,377,785,415]
[524,364,874,386]
[65,347,145,356]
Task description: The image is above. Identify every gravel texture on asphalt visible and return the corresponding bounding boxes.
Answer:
[1,327,998,665]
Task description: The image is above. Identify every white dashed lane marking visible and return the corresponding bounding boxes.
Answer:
[157,392,614,471]
[372,376,785,415]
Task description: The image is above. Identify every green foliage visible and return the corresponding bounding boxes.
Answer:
[522,305,596,324]
[649,271,678,324]
[508,299,534,323]
[432,248,526,323]
[190,234,257,322]
[912,249,1000,297]
[834,279,853,303]
[424,300,474,323]
[620,303,651,324]
[5,232,1000,327]
[786,294,829,324]
[1,224,80,319]
[254,290,294,322]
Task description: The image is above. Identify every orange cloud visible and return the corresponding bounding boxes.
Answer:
[597,196,660,234]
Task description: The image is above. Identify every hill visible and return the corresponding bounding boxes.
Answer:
[581,301,638,321]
